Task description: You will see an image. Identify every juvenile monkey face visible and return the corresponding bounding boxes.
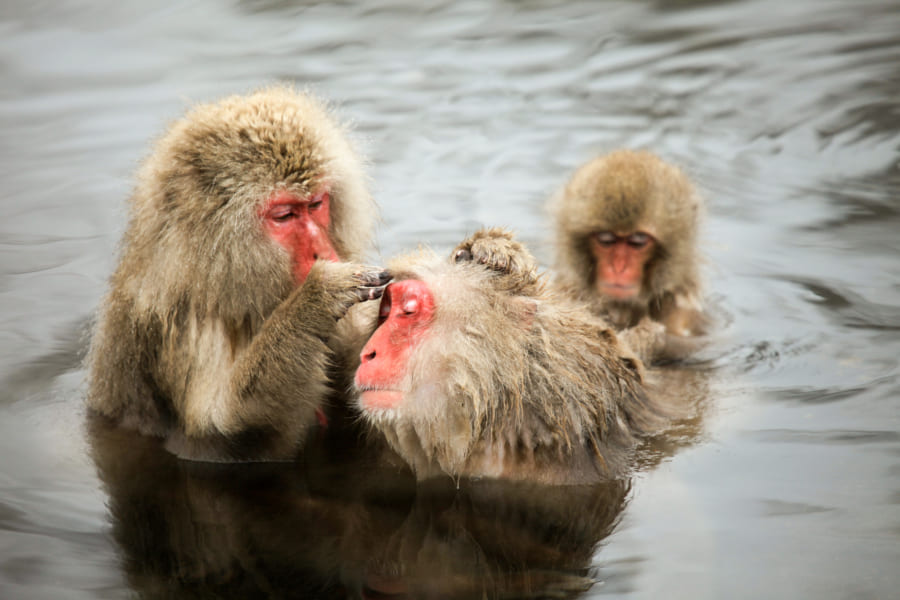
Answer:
[590,230,656,300]
[355,280,436,411]
[260,187,338,283]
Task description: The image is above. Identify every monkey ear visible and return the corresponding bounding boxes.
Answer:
[510,297,538,330]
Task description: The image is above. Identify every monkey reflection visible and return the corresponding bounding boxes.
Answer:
[87,415,414,599]
[88,414,628,600]
[349,477,629,599]
[87,86,387,461]
[354,228,669,484]
[550,150,709,363]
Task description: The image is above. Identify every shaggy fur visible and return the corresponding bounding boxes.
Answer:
[87,86,379,461]
[550,150,707,360]
[359,229,666,484]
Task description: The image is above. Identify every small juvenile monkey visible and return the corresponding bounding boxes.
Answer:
[354,228,665,484]
[550,150,707,363]
[87,86,388,461]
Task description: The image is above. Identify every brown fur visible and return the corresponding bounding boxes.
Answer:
[358,228,666,484]
[550,149,707,361]
[87,86,381,461]
[87,414,625,598]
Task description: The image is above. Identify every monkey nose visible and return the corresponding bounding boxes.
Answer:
[315,245,339,262]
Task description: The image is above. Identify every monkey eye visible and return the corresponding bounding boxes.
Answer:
[401,299,419,315]
[267,205,297,223]
[308,190,329,211]
[594,232,617,246]
[626,232,652,248]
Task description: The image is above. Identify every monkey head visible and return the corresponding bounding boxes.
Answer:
[353,251,544,476]
[552,149,702,311]
[354,238,652,482]
[125,85,376,323]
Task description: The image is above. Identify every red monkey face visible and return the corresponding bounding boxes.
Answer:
[590,231,656,300]
[355,280,436,410]
[260,188,339,283]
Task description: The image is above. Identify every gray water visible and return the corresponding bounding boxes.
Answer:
[1,0,899,598]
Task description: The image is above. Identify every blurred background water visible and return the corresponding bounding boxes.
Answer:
[1,0,898,598]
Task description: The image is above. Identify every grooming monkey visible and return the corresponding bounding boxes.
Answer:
[550,149,708,363]
[87,86,388,461]
[354,228,666,484]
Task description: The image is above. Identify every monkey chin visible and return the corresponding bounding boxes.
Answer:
[359,389,403,410]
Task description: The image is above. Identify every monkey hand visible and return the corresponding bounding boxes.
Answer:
[307,261,392,322]
[452,227,539,284]
[619,318,667,365]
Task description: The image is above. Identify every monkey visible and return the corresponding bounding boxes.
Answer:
[550,149,708,363]
[353,228,668,485]
[86,85,390,461]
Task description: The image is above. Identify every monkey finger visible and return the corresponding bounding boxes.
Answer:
[354,285,386,303]
[478,252,510,271]
[355,268,392,288]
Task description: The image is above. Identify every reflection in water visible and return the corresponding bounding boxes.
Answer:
[85,361,710,599]
[88,414,638,599]
[2,0,900,597]
[89,416,414,599]
[637,366,711,467]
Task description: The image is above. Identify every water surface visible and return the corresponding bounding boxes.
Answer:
[1,0,898,598]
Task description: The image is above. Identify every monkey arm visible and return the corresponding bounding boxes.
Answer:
[620,315,708,365]
[654,331,709,364]
[223,262,390,443]
[618,318,667,365]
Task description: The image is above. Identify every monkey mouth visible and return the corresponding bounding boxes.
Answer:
[357,387,404,410]
[599,282,640,300]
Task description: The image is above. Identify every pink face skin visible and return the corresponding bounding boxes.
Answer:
[589,231,656,300]
[260,188,339,284]
[355,280,436,410]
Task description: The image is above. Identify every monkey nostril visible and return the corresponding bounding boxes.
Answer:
[362,350,376,363]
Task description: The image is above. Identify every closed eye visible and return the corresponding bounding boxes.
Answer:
[593,231,617,246]
[627,232,651,248]
[401,299,419,315]
[309,190,329,211]
[270,209,296,222]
